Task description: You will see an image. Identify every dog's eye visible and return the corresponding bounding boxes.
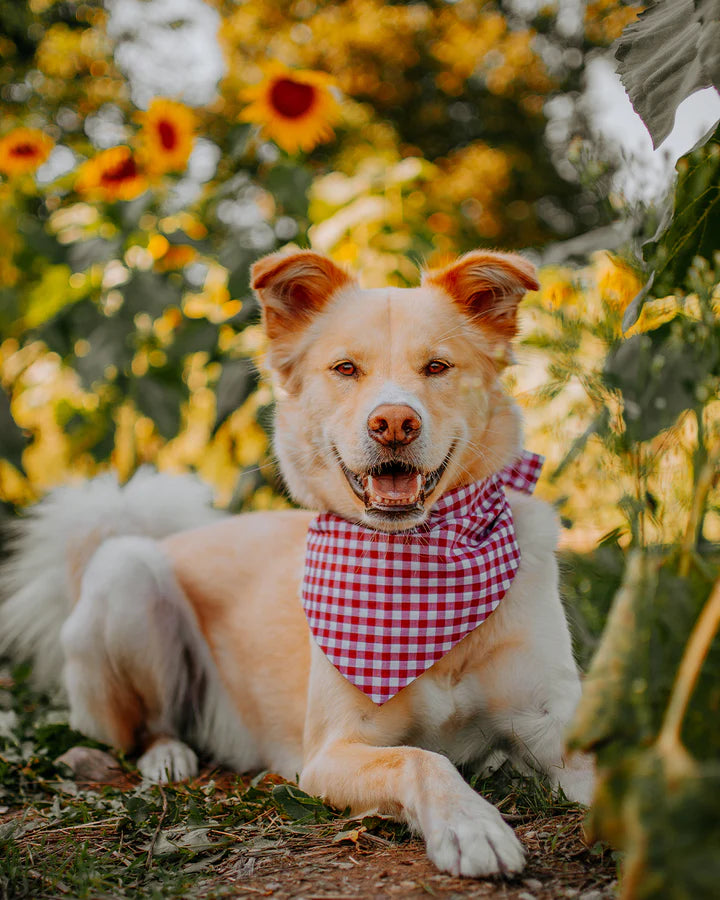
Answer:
[332,361,357,377]
[425,359,451,376]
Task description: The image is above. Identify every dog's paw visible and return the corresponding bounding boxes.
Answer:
[137,737,198,783]
[425,794,525,878]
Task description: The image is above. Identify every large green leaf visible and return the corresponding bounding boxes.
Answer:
[644,127,720,300]
[615,0,720,149]
[624,127,720,329]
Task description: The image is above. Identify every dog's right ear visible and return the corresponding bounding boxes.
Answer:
[251,250,354,341]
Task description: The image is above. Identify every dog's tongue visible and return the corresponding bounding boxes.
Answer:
[366,472,423,506]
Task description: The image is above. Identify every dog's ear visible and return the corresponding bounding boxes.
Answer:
[423,251,539,340]
[251,250,354,340]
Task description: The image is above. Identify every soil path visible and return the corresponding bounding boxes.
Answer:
[207,810,617,899]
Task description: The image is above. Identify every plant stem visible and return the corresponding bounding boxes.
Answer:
[678,429,719,577]
[656,576,720,772]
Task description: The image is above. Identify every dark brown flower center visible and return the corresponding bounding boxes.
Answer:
[101,155,138,184]
[11,143,38,158]
[158,120,178,151]
[270,78,315,119]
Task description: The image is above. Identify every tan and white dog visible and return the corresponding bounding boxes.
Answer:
[0,249,593,878]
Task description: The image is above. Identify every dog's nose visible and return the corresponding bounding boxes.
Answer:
[367,404,422,448]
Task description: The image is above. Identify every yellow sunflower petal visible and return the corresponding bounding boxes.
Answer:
[136,99,196,174]
[75,146,148,202]
[0,128,54,177]
[240,63,339,154]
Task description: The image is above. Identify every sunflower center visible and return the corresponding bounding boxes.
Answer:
[270,78,315,119]
[102,156,138,184]
[157,120,178,151]
[11,143,38,158]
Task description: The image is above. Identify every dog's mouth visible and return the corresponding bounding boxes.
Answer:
[339,449,453,516]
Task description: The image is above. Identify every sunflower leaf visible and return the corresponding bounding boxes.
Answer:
[614,0,720,149]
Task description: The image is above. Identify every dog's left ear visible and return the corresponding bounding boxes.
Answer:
[251,250,354,341]
[423,251,539,340]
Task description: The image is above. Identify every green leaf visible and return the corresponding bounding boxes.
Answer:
[643,128,720,300]
[568,552,658,752]
[0,386,28,472]
[615,0,720,150]
[23,265,86,329]
[590,749,720,900]
[271,784,336,823]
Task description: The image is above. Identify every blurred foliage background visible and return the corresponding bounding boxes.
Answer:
[0,0,641,530]
[0,1,719,897]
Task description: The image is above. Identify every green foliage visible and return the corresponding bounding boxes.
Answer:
[1,664,417,899]
[615,0,720,150]
[624,126,720,329]
[569,552,720,899]
[603,313,720,444]
[562,42,720,893]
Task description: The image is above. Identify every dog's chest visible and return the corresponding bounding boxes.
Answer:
[406,671,497,765]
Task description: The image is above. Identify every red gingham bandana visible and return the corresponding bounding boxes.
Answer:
[301,451,544,704]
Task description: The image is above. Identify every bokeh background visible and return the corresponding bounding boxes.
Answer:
[4,0,717,551]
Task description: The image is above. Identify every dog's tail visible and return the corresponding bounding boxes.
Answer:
[0,467,224,688]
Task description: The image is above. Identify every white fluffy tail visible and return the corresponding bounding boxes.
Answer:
[0,467,224,688]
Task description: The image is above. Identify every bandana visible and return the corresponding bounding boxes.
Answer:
[301,451,543,704]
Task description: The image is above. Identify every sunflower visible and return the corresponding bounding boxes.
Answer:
[240,63,339,154]
[75,146,148,202]
[136,99,195,174]
[0,128,54,177]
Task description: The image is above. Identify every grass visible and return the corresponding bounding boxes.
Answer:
[0,659,407,899]
[0,658,613,900]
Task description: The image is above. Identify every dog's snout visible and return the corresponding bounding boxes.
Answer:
[367,404,422,448]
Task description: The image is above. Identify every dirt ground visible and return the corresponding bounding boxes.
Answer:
[202,810,617,899]
[0,758,617,900]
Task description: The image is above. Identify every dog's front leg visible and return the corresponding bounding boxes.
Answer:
[299,645,525,878]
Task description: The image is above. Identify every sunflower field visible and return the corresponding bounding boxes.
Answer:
[1,0,719,898]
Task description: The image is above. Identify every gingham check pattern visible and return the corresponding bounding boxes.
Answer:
[301,451,544,704]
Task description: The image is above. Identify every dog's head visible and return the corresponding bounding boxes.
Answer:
[251,249,538,532]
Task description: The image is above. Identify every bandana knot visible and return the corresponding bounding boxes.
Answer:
[301,451,543,704]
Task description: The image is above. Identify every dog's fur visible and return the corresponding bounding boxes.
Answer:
[0,249,593,878]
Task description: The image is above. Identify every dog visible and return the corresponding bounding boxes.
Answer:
[0,249,593,878]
